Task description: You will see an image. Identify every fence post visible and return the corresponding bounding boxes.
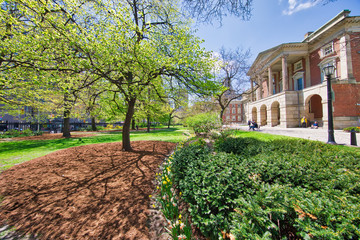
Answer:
[350,129,357,146]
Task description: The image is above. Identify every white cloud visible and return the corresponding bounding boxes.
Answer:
[282,0,321,15]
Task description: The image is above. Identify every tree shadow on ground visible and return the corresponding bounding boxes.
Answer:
[0,141,176,240]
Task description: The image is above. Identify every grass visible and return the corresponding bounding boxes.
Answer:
[0,127,190,172]
[1,126,358,172]
[232,129,360,152]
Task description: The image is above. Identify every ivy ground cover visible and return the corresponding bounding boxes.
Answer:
[171,136,360,239]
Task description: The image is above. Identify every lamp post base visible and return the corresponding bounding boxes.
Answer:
[327,130,336,144]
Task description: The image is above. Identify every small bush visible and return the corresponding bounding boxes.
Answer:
[184,113,221,136]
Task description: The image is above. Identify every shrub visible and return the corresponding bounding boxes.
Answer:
[171,136,360,239]
[184,113,221,135]
[214,136,264,156]
[0,129,42,138]
[343,126,360,133]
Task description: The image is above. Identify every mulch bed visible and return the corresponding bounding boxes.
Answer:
[0,141,176,240]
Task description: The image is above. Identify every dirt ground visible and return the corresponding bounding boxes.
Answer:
[0,140,176,240]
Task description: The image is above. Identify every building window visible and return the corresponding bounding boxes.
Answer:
[232,116,236,121]
[294,60,303,72]
[273,78,276,94]
[296,78,303,90]
[292,72,305,90]
[321,42,334,57]
[232,108,236,114]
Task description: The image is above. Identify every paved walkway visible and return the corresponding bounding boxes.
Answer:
[228,124,359,147]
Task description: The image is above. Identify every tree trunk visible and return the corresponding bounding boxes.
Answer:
[147,116,151,133]
[62,92,72,138]
[122,97,136,151]
[63,109,71,138]
[132,119,136,130]
[167,114,172,129]
[91,117,97,131]
[220,108,225,124]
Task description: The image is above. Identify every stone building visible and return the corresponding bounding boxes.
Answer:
[245,10,360,129]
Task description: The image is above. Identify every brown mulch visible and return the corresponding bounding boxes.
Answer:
[0,141,176,240]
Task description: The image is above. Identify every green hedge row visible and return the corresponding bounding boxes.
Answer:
[0,129,43,138]
[171,138,360,239]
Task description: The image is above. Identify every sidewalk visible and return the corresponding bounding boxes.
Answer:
[228,125,359,147]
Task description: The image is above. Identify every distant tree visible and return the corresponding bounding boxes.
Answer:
[213,47,251,123]
[182,0,253,23]
[183,0,337,24]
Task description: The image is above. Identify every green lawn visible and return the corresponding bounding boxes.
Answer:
[1,127,357,172]
[0,127,190,172]
[232,129,360,152]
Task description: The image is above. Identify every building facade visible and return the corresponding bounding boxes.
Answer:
[222,100,245,124]
[245,10,360,129]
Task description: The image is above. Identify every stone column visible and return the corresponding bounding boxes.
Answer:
[275,72,280,93]
[268,67,273,96]
[288,64,293,90]
[250,78,254,101]
[258,76,263,99]
[282,55,288,91]
[305,55,311,88]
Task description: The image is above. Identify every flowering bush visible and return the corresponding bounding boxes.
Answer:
[153,141,193,240]
[343,126,360,133]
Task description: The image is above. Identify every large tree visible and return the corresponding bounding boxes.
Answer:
[1,0,219,150]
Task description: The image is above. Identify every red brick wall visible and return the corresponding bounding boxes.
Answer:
[309,50,322,86]
[332,84,360,117]
[350,33,360,82]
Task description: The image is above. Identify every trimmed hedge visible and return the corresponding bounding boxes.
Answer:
[171,137,360,239]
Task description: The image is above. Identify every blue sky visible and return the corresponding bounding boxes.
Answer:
[194,0,360,62]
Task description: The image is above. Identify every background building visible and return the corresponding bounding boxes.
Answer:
[222,99,245,124]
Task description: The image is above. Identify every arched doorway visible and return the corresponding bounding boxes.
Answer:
[307,94,323,125]
[260,105,267,126]
[251,107,257,122]
[271,101,280,126]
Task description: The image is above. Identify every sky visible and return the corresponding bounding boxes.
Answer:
[194,0,360,62]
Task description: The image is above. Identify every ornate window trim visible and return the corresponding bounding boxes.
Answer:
[294,60,303,72]
[321,42,334,58]
[318,57,337,82]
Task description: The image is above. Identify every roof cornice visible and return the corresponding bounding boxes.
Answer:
[247,42,307,76]
[302,9,351,43]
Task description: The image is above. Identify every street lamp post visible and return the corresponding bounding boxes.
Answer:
[322,65,336,144]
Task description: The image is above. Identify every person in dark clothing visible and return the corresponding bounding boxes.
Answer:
[249,120,258,131]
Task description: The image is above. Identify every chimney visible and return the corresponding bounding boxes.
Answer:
[304,31,314,39]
